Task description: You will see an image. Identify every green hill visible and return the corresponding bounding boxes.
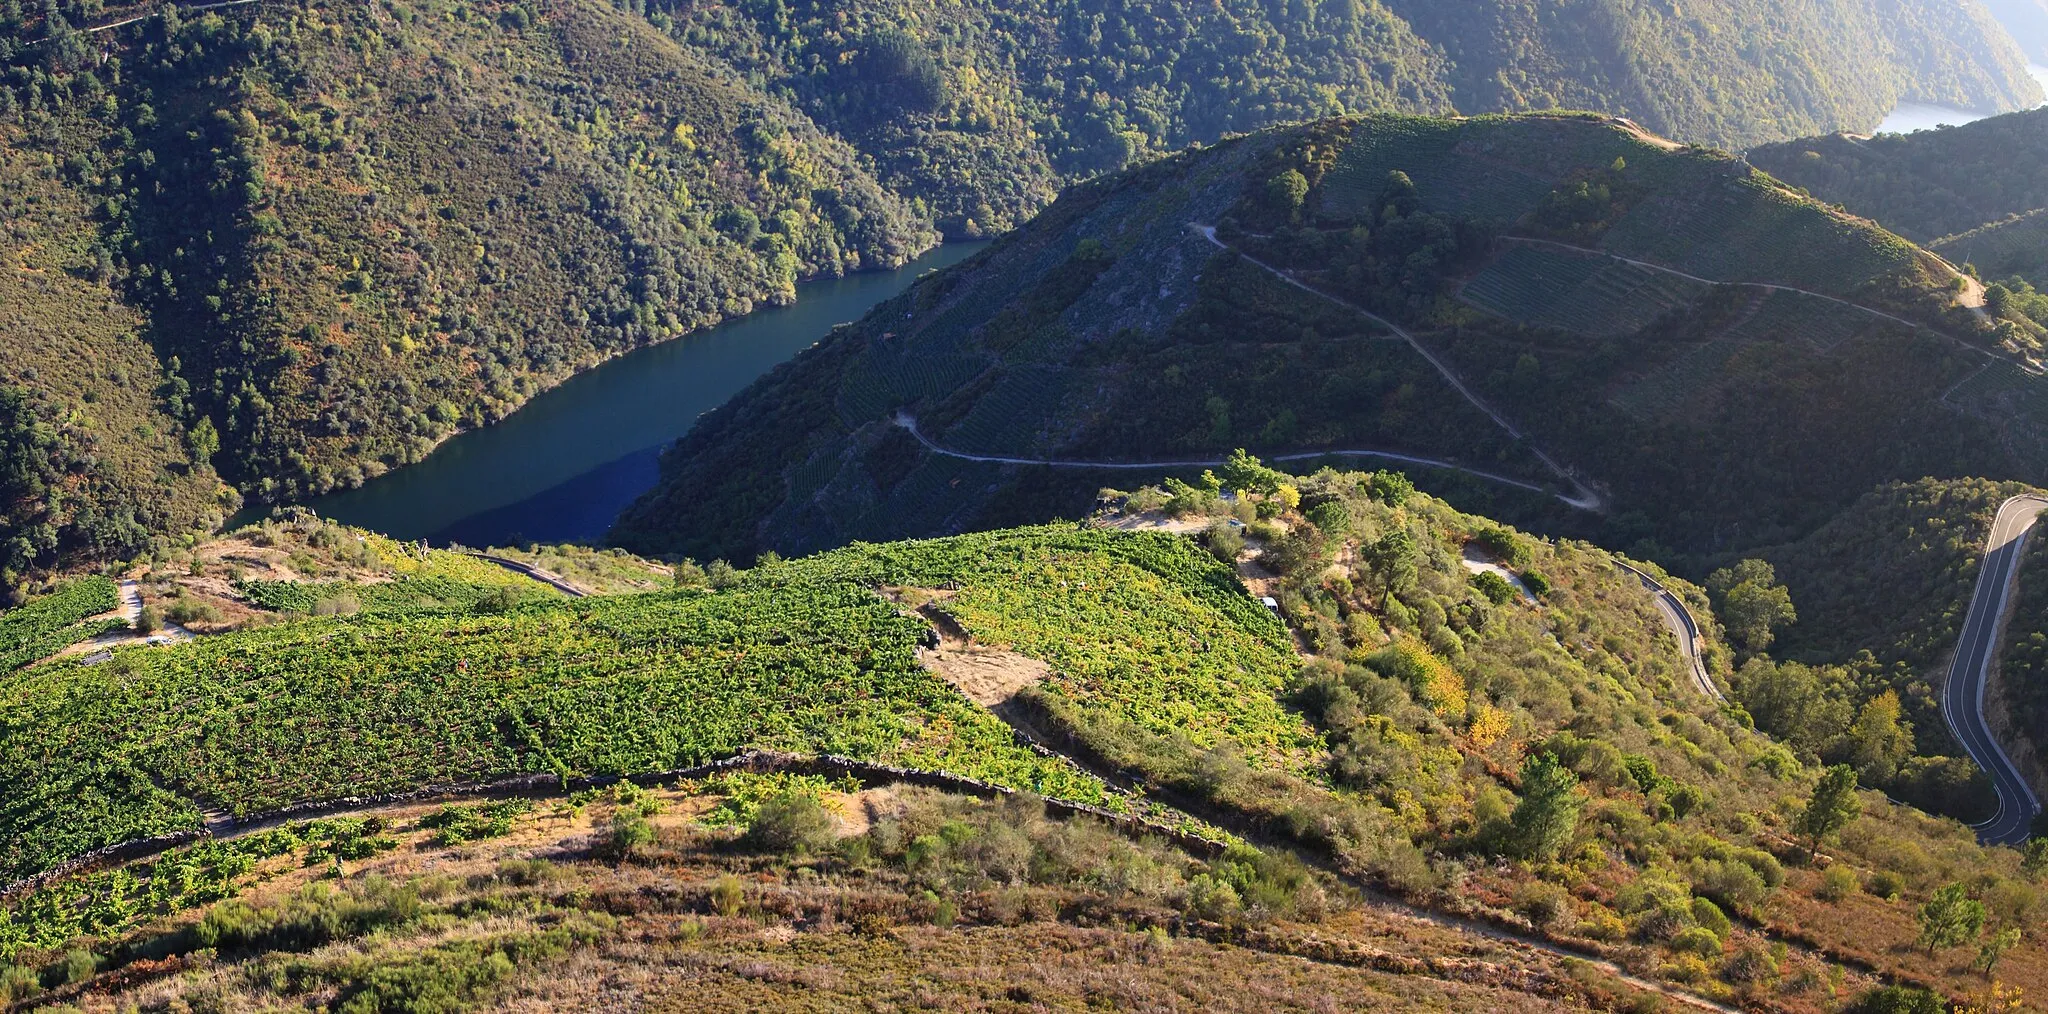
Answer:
[3,0,2040,583]
[1750,109,2048,356]
[1751,109,2048,246]
[613,112,2030,564]
[1382,0,2037,146]
[7,470,2045,1012]
[0,0,932,582]
[651,0,2041,240]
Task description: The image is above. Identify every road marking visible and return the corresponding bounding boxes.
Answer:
[1943,495,2048,845]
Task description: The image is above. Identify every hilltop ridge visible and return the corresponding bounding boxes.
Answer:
[614,112,2025,565]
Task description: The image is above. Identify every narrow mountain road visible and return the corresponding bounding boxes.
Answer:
[1191,225,1605,511]
[1615,562,1724,703]
[890,413,1597,510]
[1945,495,2048,845]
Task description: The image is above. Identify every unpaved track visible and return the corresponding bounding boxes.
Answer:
[1191,225,1604,510]
[1944,495,2048,844]
[466,553,589,598]
[1498,236,2015,363]
[891,414,1592,510]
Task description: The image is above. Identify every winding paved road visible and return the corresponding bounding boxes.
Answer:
[1615,561,1723,703]
[1944,495,2048,845]
[890,413,1599,510]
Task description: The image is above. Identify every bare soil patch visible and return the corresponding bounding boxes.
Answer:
[920,647,1052,707]
[881,586,1051,706]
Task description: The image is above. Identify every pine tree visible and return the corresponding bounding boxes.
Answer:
[1917,883,1987,956]
[1509,752,1583,861]
[1793,764,1861,862]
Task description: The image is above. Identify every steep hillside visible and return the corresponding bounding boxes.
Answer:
[1752,109,2048,245]
[1751,110,2048,356]
[650,0,2040,239]
[1385,0,2037,146]
[0,779,1658,1013]
[9,470,2048,1011]
[1985,0,2048,61]
[0,0,931,575]
[0,110,229,588]
[3,0,2042,581]
[615,113,2025,564]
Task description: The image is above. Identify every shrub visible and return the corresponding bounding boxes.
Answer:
[600,812,655,863]
[1866,870,1905,901]
[165,596,219,625]
[1850,986,1945,1014]
[1470,570,1515,604]
[1689,897,1731,941]
[1513,880,1573,928]
[1670,926,1723,957]
[1720,944,1779,986]
[743,789,838,855]
[711,875,745,918]
[1184,874,1242,922]
[1578,907,1628,941]
[0,966,36,1004]
[1204,520,1244,563]
[1689,857,1770,911]
[1818,864,1859,902]
[60,948,94,985]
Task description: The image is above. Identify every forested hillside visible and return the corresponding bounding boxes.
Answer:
[647,0,2039,239]
[1985,0,2048,61]
[1753,110,2048,245]
[0,0,931,586]
[1,0,2040,585]
[1385,0,2036,147]
[1752,109,2048,359]
[614,113,2027,565]
[9,474,2047,1012]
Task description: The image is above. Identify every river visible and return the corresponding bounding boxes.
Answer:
[1875,63,2048,133]
[290,241,988,547]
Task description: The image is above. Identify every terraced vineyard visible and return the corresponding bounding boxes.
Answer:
[237,575,563,617]
[1461,246,1709,338]
[1608,341,1768,424]
[1945,360,2048,426]
[1599,177,1917,297]
[0,527,1299,882]
[1720,290,1882,350]
[1318,117,1556,224]
[0,577,122,673]
[940,366,1075,455]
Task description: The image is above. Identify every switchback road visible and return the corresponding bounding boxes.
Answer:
[1945,495,2048,845]
[1192,226,1605,511]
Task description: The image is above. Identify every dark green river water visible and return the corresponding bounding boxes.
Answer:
[291,241,986,546]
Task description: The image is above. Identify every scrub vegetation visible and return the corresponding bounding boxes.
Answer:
[10,466,2048,1011]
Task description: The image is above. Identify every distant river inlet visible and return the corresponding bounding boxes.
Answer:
[290,241,989,547]
[1874,63,2048,133]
